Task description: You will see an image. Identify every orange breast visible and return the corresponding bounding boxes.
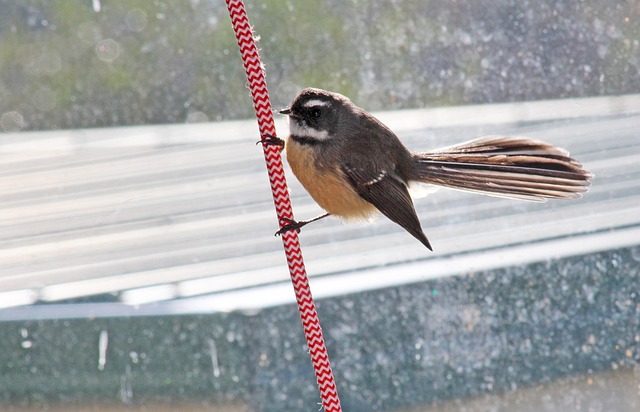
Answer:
[285,139,377,220]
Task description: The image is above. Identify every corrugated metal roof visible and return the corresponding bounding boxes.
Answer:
[1,95,638,316]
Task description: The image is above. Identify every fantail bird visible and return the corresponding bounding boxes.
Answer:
[274,88,593,251]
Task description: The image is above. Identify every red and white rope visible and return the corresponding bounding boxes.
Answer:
[225,1,342,411]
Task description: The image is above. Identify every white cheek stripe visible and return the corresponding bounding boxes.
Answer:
[289,121,330,140]
[301,99,330,108]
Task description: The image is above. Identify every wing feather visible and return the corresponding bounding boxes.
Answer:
[342,164,432,250]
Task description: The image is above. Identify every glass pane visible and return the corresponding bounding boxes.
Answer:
[1,1,638,411]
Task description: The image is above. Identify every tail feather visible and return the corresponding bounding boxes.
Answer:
[413,136,593,202]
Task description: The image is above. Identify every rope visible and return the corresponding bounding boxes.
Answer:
[225,1,342,411]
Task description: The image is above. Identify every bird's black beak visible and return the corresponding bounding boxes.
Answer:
[279,108,292,115]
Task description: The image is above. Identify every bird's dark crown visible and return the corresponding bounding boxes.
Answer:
[287,89,351,115]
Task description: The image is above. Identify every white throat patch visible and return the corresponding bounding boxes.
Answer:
[289,120,330,141]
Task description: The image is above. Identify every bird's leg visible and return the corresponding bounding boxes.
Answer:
[257,134,285,151]
[275,213,330,236]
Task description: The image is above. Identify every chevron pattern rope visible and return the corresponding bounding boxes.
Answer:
[225,1,342,411]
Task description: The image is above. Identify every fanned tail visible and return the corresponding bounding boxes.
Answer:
[413,136,593,202]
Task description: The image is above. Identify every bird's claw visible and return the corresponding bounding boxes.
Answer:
[275,217,304,236]
[257,135,285,151]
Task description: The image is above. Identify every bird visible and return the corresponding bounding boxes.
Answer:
[272,87,593,251]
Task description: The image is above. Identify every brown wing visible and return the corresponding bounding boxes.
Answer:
[342,164,432,250]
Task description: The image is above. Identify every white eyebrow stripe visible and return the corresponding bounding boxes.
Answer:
[301,99,331,108]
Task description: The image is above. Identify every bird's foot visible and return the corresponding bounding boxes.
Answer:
[257,135,285,151]
[274,217,308,236]
[274,213,330,236]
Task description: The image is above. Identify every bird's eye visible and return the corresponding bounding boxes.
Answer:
[310,108,322,119]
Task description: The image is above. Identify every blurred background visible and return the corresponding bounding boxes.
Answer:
[1,0,639,130]
[0,1,639,411]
